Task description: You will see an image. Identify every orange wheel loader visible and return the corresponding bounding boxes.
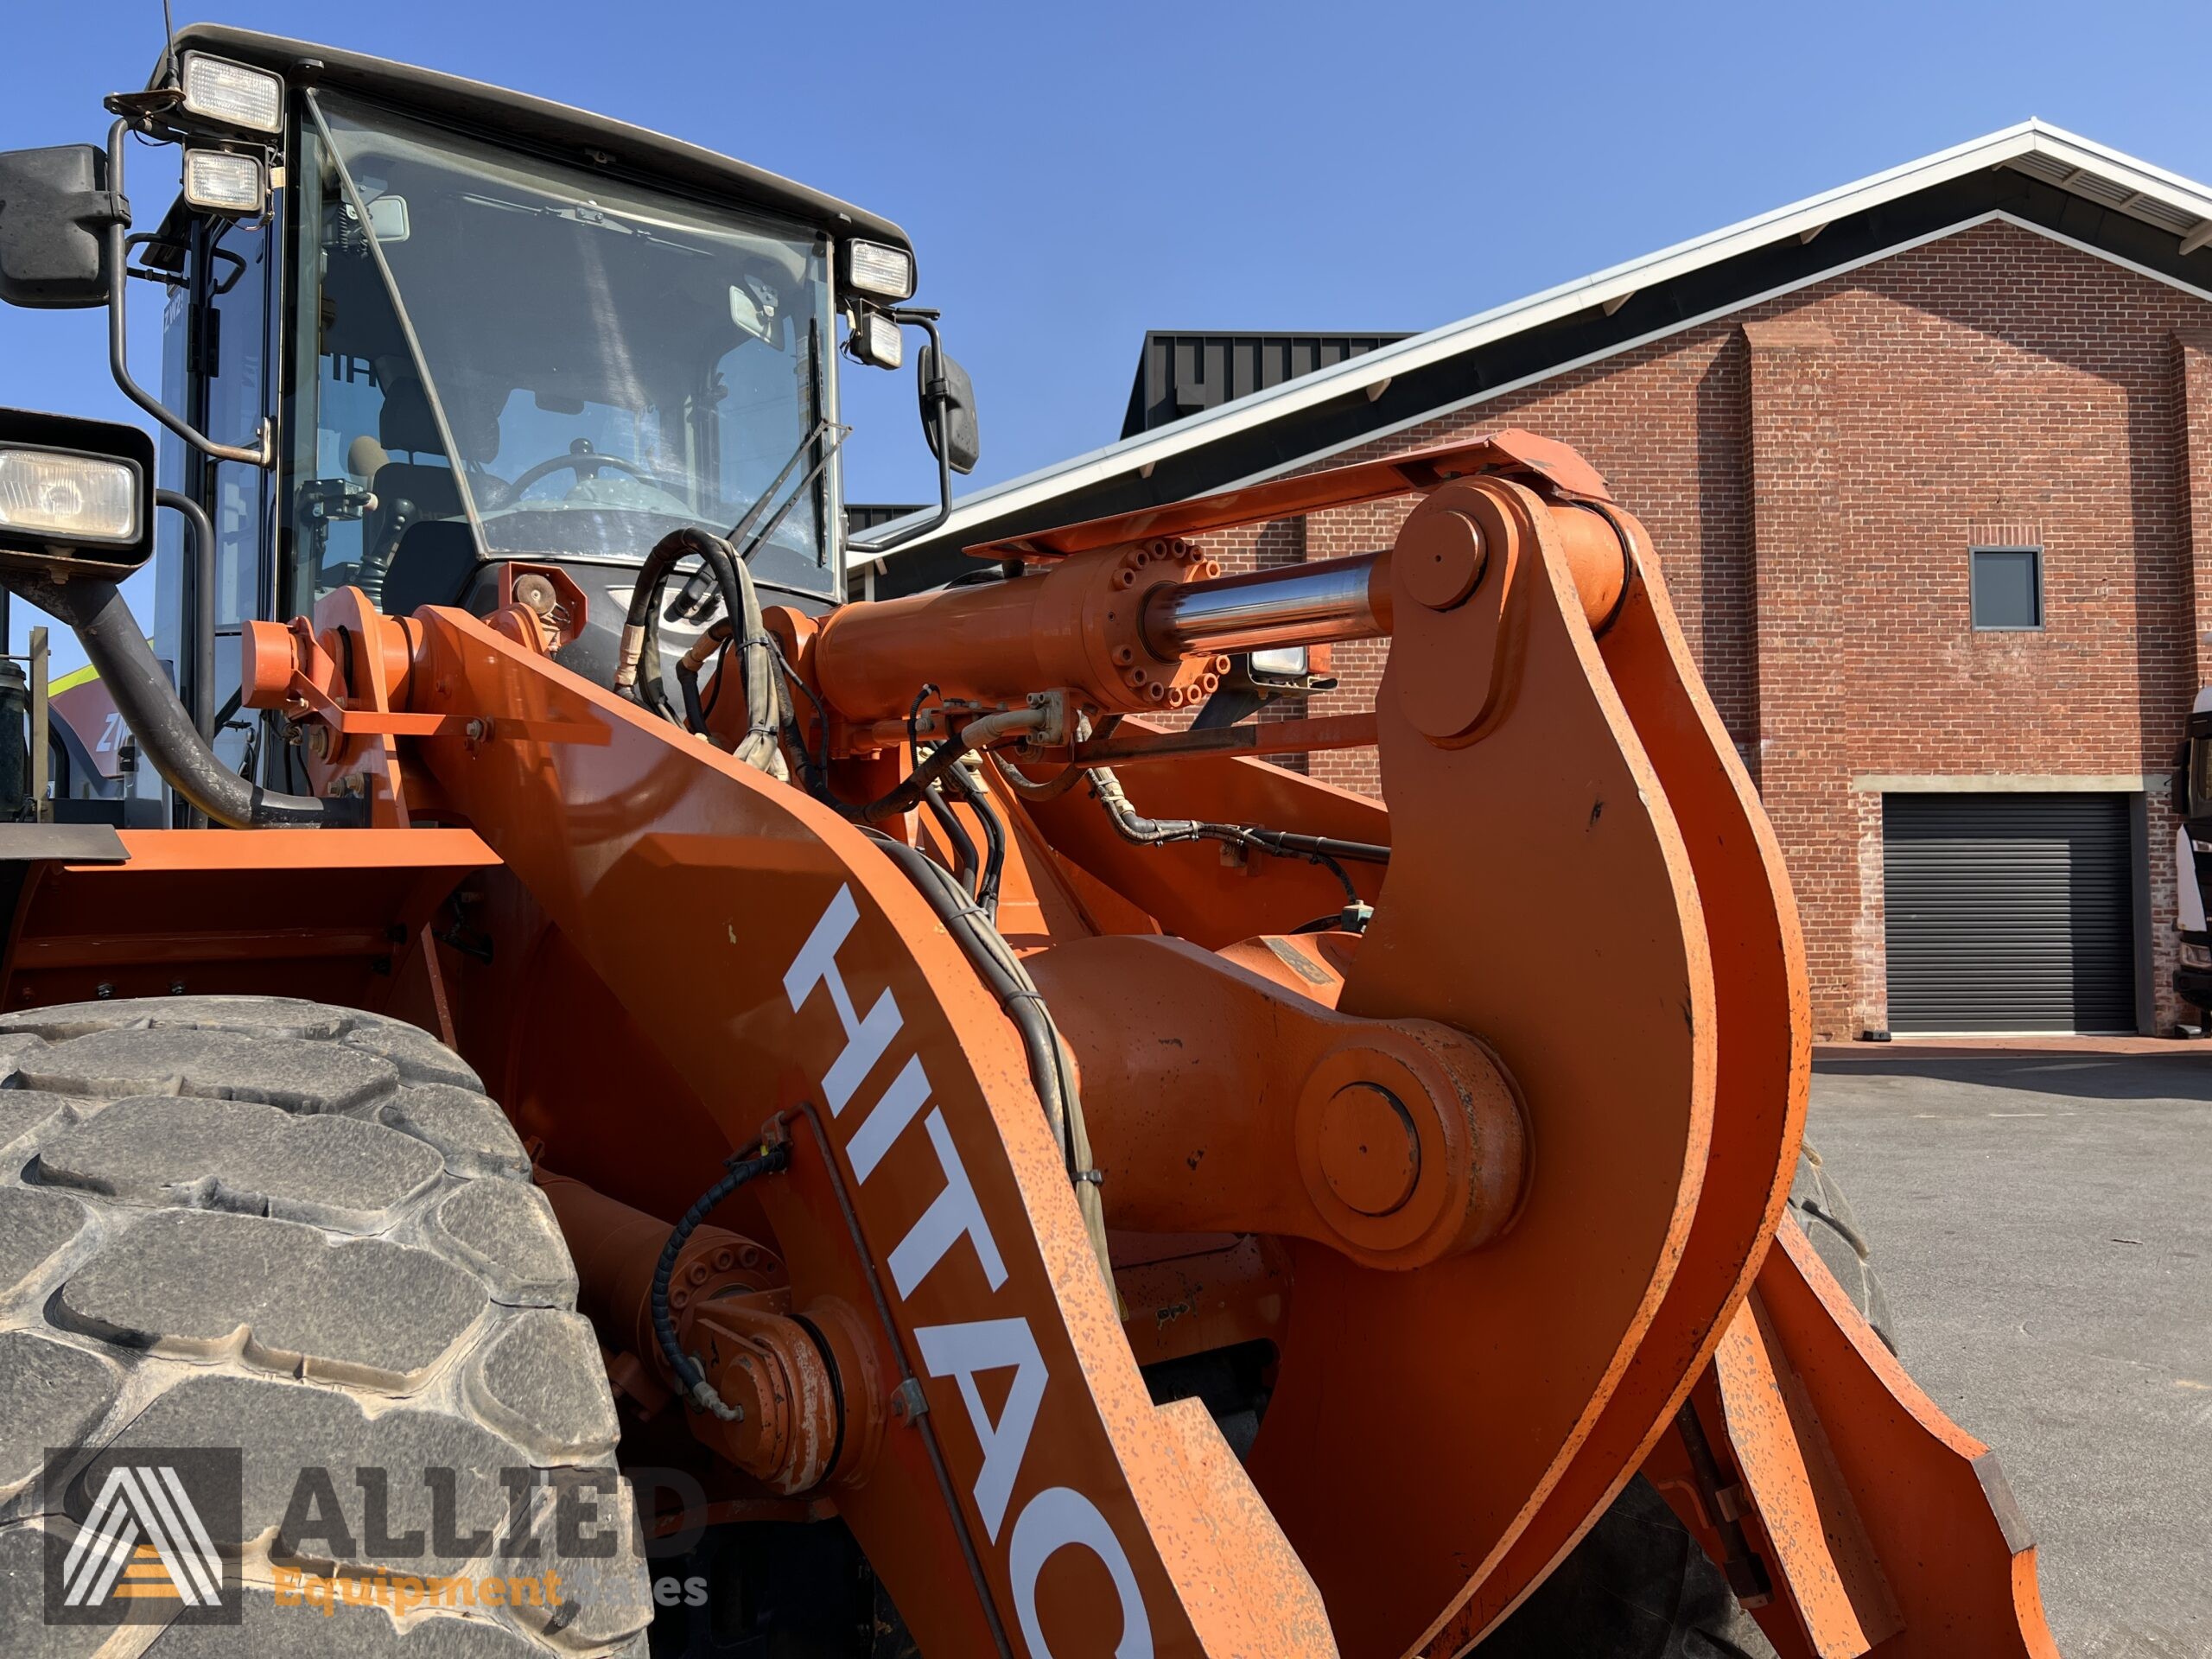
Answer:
[0,26,2059,1659]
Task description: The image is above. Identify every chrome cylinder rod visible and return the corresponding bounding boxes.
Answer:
[1140,552,1385,658]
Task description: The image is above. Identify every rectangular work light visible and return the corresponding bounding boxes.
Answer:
[851,310,904,371]
[179,52,285,136]
[181,149,266,217]
[845,239,915,301]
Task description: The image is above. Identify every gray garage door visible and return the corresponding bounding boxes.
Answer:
[1883,792,2136,1033]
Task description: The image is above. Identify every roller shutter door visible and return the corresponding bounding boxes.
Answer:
[1883,792,2135,1033]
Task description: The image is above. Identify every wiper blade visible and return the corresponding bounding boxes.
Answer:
[457,192,709,256]
[725,417,849,568]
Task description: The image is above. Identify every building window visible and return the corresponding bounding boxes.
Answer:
[1970,546,2043,631]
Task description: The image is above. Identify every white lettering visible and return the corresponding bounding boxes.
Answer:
[913,1318,1048,1542]
[846,1054,931,1184]
[783,888,1153,1657]
[1008,1487,1154,1659]
[887,1109,1007,1297]
[784,885,902,1114]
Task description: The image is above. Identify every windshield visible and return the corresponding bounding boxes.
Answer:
[289,92,838,609]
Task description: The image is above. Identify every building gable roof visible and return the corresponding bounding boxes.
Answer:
[865,121,2212,595]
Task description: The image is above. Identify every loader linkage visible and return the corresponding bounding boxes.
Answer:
[0,29,2059,1656]
[156,429,2055,1659]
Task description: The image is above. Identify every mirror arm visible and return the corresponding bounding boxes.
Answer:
[156,490,217,746]
[102,119,274,471]
[845,308,954,556]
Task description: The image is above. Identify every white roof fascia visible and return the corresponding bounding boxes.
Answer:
[858,121,2212,563]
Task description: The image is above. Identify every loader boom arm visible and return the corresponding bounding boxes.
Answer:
[222,430,2057,1659]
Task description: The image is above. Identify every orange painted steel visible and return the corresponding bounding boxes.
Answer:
[93,420,2066,1659]
[963,428,1614,562]
[1719,1223,2060,1659]
[1713,1286,1904,1656]
[1427,501,1815,1649]
[0,828,495,1013]
[811,430,1622,730]
[397,603,1335,1658]
[1027,934,1526,1268]
[813,537,1239,719]
[1227,475,1713,1656]
[1018,745,1389,949]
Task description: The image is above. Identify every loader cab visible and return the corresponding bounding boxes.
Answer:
[137,25,927,696]
[0,23,944,786]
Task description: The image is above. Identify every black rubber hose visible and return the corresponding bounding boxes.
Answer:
[861,728,975,823]
[1240,827,1390,865]
[651,1142,791,1420]
[921,781,978,897]
[626,530,787,778]
[1084,766,1376,903]
[944,761,1007,922]
[861,828,1078,1175]
[10,576,362,830]
[677,659,710,736]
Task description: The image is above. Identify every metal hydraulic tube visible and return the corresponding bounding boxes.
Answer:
[1139,552,1389,658]
[810,500,1629,727]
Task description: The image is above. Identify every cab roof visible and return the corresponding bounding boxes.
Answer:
[163,23,915,260]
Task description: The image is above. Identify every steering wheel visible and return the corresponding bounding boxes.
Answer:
[505,446,664,497]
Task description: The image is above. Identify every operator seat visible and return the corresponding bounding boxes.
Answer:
[357,373,499,611]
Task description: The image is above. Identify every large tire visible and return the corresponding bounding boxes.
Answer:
[0,995,651,1657]
[1476,1475,1778,1659]
[1480,1141,1896,1656]
[1785,1140,1897,1351]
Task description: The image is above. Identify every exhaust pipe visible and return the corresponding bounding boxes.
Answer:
[9,575,361,830]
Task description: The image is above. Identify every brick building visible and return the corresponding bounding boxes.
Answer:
[862,123,2212,1039]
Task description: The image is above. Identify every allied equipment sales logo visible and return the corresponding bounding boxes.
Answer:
[42,1448,243,1626]
[39,1449,690,1631]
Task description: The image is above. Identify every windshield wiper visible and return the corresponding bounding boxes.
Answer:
[725,416,849,569]
[458,191,709,257]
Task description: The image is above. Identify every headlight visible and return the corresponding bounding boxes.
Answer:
[1249,646,1310,681]
[0,447,141,544]
[0,410,156,574]
[2183,942,2212,970]
[180,52,285,136]
[181,149,266,217]
[846,239,915,301]
[851,310,904,371]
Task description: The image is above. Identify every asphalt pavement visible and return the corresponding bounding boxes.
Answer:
[1808,1046,2212,1659]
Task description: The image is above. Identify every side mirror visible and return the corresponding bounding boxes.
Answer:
[0,145,121,309]
[0,408,155,581]
[918,345,981,476]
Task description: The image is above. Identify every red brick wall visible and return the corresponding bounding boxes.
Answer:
[1193,220,2210,1037]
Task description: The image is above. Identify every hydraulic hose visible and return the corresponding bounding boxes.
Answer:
[651,1141,791,1421]
[10,576,362,830]
[620,529,788,781]
[861,705,1048,823]
[861,828,1115,1297]
[1084,764,1382,908]
[943,760,1007,921]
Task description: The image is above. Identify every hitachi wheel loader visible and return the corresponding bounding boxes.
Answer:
[0,25,2060,1659]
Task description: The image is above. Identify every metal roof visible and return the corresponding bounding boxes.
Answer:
[167,23,914,255]
[1122,332,1413,437]
[862,121,2212,591]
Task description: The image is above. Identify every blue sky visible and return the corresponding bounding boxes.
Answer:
[5,0,2212,671]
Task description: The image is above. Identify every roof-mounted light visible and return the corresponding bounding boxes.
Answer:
[845,239,914,301]
[180,52,285,137]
